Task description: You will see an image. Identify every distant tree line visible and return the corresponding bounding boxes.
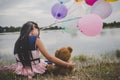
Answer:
[103,21,120,28]
[0,26,21,33]
[41,26,63,30]
[0,21,120,33]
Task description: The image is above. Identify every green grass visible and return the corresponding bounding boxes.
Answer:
[0,55,120,80]
[83,62,120,80]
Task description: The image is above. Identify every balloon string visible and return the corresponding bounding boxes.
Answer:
[53,3,62,26]
[68,3,82,16]
[55,4,61,18]
[67,2,76,11]
[47,16,81,27]
[56,17,81,23]
[50,2,76,27]
[41,16,81,30]
[50,3,65,28]
[85,6,91,14]
[44,2,83,29]
[49,2,79,27]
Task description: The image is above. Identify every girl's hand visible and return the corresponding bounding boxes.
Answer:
[67,61,75,69]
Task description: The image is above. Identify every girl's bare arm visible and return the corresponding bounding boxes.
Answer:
[36,38,74,68]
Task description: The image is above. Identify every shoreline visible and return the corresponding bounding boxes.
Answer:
[0,27,120,33]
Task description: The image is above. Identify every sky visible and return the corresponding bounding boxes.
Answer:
[0,0,120,27]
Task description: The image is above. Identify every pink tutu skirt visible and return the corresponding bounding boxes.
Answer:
[0,51,48,78]
[13,59,47,77]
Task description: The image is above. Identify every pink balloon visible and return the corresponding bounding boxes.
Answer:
[90,0,112,19]
[77,14,103,36]
[85,0,97,6]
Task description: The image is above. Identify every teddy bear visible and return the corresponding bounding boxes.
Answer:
[46,46,73,75]
[54,46,73,75]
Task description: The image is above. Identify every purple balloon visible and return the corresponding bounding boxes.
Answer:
[51,3,68,19]
[90,0,112,19]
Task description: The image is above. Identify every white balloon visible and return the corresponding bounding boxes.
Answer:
[90,0,112,19]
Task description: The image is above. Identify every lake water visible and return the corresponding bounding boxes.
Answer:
[0,28,120,60]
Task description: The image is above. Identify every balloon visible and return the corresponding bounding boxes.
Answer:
[51,3,68,19]
[90,0,112,19]
[105,0,118,2]
[61,18,78,35]
[75,0,83,3]
[62,26,77,35]
[77,14,103,36]
[85,0,97,6]
[58,0,70,4]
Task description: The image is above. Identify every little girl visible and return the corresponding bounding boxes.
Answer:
[13,21,74,78]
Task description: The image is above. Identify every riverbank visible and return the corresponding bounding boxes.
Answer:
[0,54,120,80]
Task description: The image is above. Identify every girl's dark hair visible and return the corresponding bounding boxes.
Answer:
[14,21,40,68]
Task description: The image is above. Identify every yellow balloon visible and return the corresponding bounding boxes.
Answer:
[105,0,118,2]
[75,0,83,3]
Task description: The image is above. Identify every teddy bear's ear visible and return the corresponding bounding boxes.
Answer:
[55,50,59,57]
[67,46,73,53]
